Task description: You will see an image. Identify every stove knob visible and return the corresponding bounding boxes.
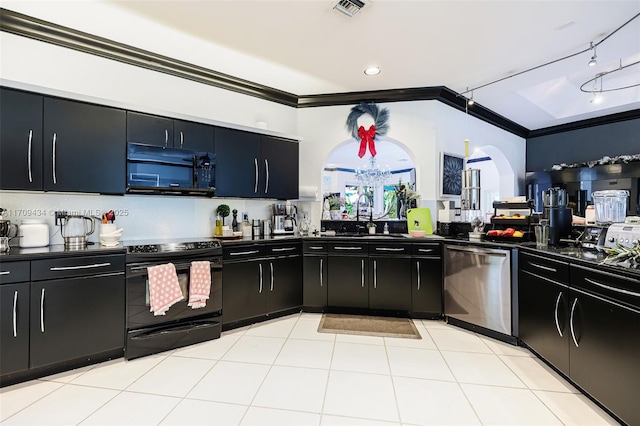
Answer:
[608,237,615,243]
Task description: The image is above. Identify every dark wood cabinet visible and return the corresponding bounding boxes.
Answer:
[327,254,369,308]
[369,256,411,310]
[411,243,443,317]
[29,273,125,368]
[568,265,639,426]
[260,135,299,199]
[173,120,214,152]
[222,243,301,327]
[303,242,328,309]
[0,282,30,376]
[518,253,570,375]
[43,97,126,194]
[126,111,174,148]
[0,88,44,190]
[214,127,261,198]
[214,128,299,199]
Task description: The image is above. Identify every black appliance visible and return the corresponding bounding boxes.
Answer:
[124,239,222,360]
[126,143,215,196]
[580,225,608,250]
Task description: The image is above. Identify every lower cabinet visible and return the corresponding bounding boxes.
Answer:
[302,242,328,309]
[222,242,302,327]
[518,253,570,375]
[29,274,125,369]
[327,255,369,308]
[411,243,443,316]
[0,283,30,376]
[568,265,639,426]
[369,256,411,311]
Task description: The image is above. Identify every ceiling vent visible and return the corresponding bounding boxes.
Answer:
[333,0,366,17]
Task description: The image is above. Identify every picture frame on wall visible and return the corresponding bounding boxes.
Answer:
[440,152,464,197]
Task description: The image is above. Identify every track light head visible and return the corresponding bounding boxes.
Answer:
[588,42,597,67]
[467,90,475,106]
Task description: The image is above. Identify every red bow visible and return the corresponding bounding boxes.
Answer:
[357,125,377,158]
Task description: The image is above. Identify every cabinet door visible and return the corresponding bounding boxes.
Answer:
[260,135,299,199]
[30,274,125,368]
[568,289,639,426]
[327,256,368,308]
[214,127,261,197]
[370,257,412,310]
[518,269,569,375]
[0,89,44,190]
[126,111,174,148]
[412,257,443,315]
[43,98,126,194]
[303,255,327,308]
[0,283,30,376]
[222,260,265,324]
[266,256,302,314]
[174,120,214,152]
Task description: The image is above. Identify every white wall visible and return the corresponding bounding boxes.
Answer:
[0,5,526,240]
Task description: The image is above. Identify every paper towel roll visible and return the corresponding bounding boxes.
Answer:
[299,186,318,199]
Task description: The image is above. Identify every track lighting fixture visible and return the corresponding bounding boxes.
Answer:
[467,90,475,106]
[588,41,598,67]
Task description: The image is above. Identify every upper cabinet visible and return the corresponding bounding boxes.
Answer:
[43,98,126,194]
[0,88,44,191]
[0,88,126,194]
[214,127,299,199]
[127,112,214,152]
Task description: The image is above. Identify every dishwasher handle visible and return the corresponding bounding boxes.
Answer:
[446,245,508,257]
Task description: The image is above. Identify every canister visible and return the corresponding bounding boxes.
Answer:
[19,219,49,248]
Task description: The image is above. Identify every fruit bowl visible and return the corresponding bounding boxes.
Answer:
[409,229,426,238]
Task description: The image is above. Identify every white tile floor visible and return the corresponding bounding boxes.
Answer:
[0,313,620,425]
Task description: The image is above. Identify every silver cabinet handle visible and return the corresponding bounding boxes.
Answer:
[264,159,269,194]
[309,246,324,250]
[229,250,260,256]
[334,246,363,251]
[258,263,263,294]
[361,259,365,287]
[528,262,557,273]
[320,258,323,287]
[180,131,184,148]
[0,271,10,276]
[270,262,274,292]
[554,292,563,337]
[569,298,579,347]
[28,130,33,183]
[272,247,296,252]
[254,158,259,193]
[52,133,57,184]
[584,277,640,297]
[418,248,433,253]
[40,288,45,333]
[165,129,169,148]
[416,261,421,290]
[50,262,111,271]
[375,247,405,252]
[373,260,377,289]
[13,291,18,338]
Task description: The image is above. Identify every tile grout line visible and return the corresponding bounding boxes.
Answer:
[319,312,338,425]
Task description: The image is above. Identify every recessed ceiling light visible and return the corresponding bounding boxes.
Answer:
[364,67,380,76]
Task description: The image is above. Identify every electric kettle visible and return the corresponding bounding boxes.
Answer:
[55,212,95,249]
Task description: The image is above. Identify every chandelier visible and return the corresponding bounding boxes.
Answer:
[355,156,390,188]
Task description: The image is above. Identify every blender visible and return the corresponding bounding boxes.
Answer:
[542,187,572,245]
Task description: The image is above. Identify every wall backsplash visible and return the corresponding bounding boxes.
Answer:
[0,191,293,246]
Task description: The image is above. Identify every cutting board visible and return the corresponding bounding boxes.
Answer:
[406,208,433,234]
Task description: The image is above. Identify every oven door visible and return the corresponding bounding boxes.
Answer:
[126,257,222,330]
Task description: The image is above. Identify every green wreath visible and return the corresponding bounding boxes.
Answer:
[346,102,390,158]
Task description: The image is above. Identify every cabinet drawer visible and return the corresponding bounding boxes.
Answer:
[303,241,327,253]
[411,243,442,257]
[0,261,30,284]
[223,244,265,261]
[519,252,569,283]
[369,242,411,255]
[329,242,368,254]
[571,264,640,308]
[31,254,125,281]
[266,242,301,256]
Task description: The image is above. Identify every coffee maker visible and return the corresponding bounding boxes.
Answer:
[543,187,572,245]
[271,203,295,235]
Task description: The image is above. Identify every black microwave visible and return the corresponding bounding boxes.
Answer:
[126,143,215,196]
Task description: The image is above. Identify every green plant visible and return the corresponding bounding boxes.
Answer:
[216,204,230,224]
[328,195,343,211]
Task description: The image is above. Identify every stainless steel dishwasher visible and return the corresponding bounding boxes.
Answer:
[444,244,513,337]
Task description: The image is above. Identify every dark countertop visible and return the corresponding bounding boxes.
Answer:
[0,242,125,261]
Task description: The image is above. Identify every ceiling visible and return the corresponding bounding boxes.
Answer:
[107,0,640,132]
